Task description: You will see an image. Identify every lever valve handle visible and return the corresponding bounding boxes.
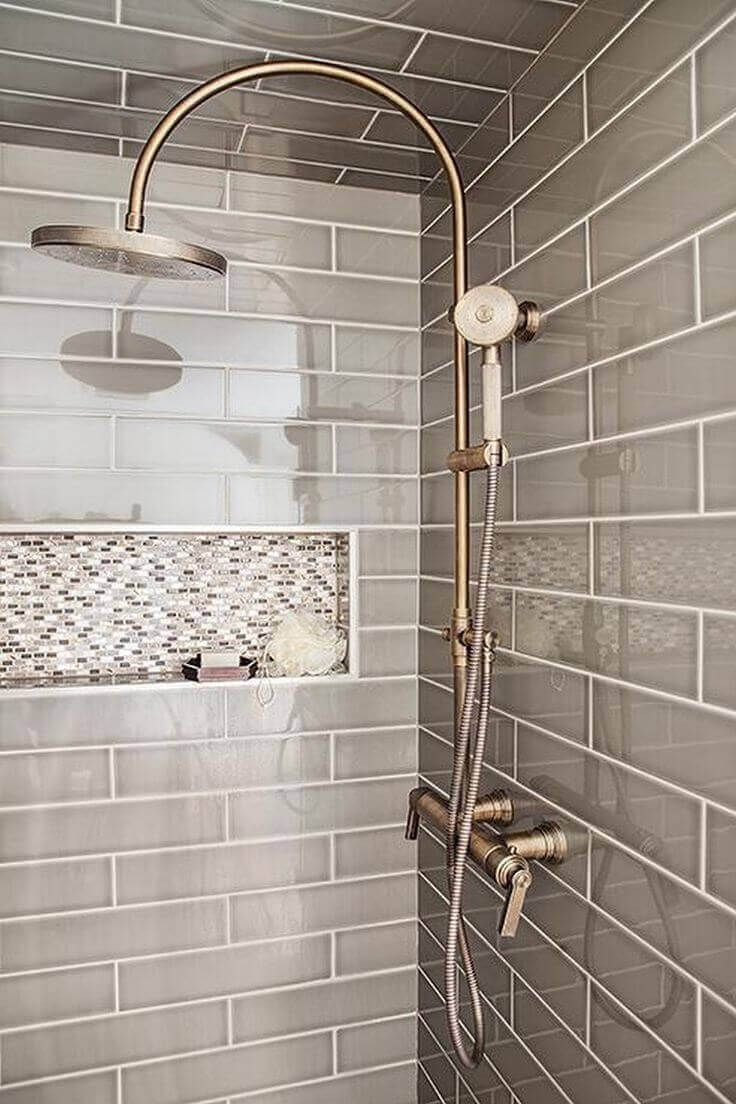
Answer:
[499,867,532,938]
[405,805,420,841]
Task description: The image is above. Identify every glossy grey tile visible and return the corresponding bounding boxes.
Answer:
[334,325,419,376]
[114,734,330,797]
[0,191,115,243]
[336,227,419,279]
[516,425,698,520]
[334,725,416,780]
[358,627,416,676]
[121,0,419,70]
[703,612,736,708]
[335,825,414,878]
[229,777,409,840]
[700,214,736,319]
[225,678,416,738]
[707,806,736,910]
[516,67,692,255]
[503,225,588,310]
[358,529,417,575]
[591,117,736,281]
[515,591,698,697]
[1,897,227,972]
[2,1001,228,1083]
[335,425,417,474]
[0,1071,117,1104]
[0,358,225,418]
[406,35,532,91]
[360,577,417,625]
[336,1013,416,1072]
[702,995,736,1101]
[119,934,331,1009]
[587,0,735,131]
[0,302,112,359]
[334,919,416,975]
[592,680,736,805]
[116,836,330,904]
[122,1033,334,1104]
[118,311,331,370]
[115,417,332,473]
[232,970,414,1042]
[595,518,736,610]
[230,1063,416,1104]
[515,244,695,389]
[0,748,109,806]
[0,856,112,919]
[504,374,588,455]
[704,415,736,509]
[228,473,417,524]
[0,684,225,750]
[230,172,420,231]
[698,16,736,131]
[228,266,418,327]
[0,963,115,1030]
[229,370,417,424]
[231,873,416,942]
[593,316,736,436]
[0,794,224,862]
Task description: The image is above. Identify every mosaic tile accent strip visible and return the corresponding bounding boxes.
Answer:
[0,532,350,683]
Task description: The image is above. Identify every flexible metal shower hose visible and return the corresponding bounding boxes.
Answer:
[445,461,501,1068]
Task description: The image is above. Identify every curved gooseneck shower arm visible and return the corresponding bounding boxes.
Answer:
[30,58,543,1073]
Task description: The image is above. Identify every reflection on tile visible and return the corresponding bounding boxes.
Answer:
[698,17,736,131]
[700,215,736,319]
[230,370,416,425]
[116,417,331,473]
[0,412,109,469]
[146,207,331,268]
[241,126,431,179]
[703,613,736,708]
[0,302,112,358]
[587,0,734,132]
[226,679,416,738]
[360,577,417,625]
[592,680,736,805]
[358,529,417,575]
[0,358,225,418]
[422,468,513,525]
[232,1064,415,1104]
[515,591,698,697]
[231,474,417,524]
[516,244,695,389]
[516,67,691,255]
[595,518,736,610]
[504,375,588,455]
[335,426,416,474]
[230,172,420,231]
[335,825,412,878]
[707,806,736,910]
[336,1013,415,1072]
[406,36,532,90]
[591,117,736,281]
[336,227,418,280]
[365,111,473,154]
[504,225,588,310]
[333,726,417,780]
[704,416,736,509]
[0,471,225,525]
[0,191,115,242]
[358,627,416,676]
[228,266,418,327]
[702,995,736,1101]
[335,326,419,376]
[119,311,331,370]
[493,653,588,743]
[516,426,698,520]
[518,723,701,883]
[593,316,736,436]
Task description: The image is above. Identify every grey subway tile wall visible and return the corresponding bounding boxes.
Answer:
[419,2,736,1103]
[0,140,420,1100]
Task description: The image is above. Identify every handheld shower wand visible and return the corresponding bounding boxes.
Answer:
[27,57,544,1071]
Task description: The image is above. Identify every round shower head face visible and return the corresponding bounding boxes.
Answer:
[31,225,227,281]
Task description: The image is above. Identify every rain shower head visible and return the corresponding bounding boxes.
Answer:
[30,225,227,281]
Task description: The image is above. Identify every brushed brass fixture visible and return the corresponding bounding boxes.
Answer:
[406,787,570,937]
[28,58,541,1072]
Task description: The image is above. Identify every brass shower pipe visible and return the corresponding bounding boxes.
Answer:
[122,59,476,684]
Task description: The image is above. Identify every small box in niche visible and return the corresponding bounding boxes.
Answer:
[182,653,258,682]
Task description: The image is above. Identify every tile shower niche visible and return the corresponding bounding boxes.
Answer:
[0,530,351,685]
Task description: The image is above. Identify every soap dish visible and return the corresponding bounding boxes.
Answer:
[182,655,258,682]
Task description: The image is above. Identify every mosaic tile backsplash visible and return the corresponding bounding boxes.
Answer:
[0,532,350,683]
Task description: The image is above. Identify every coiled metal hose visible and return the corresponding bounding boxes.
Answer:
[445,461,501,1068]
